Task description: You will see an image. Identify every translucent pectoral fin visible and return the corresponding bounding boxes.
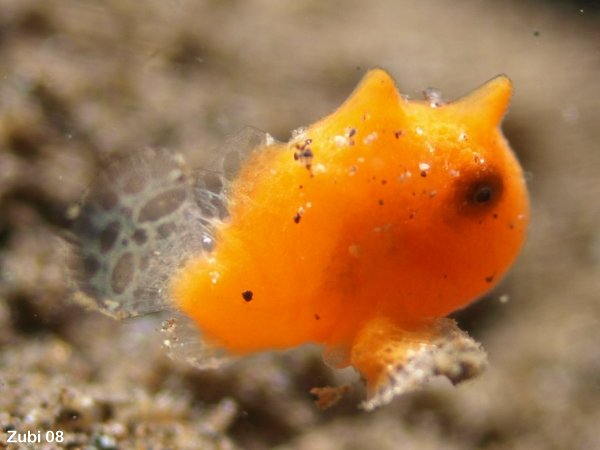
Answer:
[161,311,231,370]
[350,317,487,411]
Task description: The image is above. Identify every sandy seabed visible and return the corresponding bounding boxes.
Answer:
[0,1,599,449]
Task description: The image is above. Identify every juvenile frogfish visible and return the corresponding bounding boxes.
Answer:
[70,69,529,410]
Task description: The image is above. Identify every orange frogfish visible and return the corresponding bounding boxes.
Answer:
[70,69,529,409]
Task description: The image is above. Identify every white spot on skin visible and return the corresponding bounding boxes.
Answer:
[209,271,220,284]
[416,127,424,136]
[419,162,430,172]
[398,170,412,182]
[357,157,365,163]
[333,135,349,147]
[458,131,468,142]
[363,132,378,145]
[314,163,327,174]
[293,207,305,224]
[449,169,460,178]
[373,223,393,233]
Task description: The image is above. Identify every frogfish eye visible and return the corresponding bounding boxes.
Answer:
[454,167,504,213]
[473,185,493,204]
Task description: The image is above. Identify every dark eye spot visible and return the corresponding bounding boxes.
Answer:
[474,185,493,204]
[454,165,504,214]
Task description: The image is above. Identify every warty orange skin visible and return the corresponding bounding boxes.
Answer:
[171,69,529,391]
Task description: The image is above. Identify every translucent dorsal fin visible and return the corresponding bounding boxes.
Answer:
[68,148,216,319]
[67,128,272,363]
[218,126,277,182]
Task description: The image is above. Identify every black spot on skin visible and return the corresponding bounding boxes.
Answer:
[348,128,356,137]
[314,314,320,320]
[293,213,302,224]
[381,179,387,185]
[394,130,403,139]
[485,274,495,283]
[242,290,253,302]
[492,213,499,219]
[301,149,314,159]
[454,165,504,214]
[378,199,384,206]
[420,170,427,177]
[294,140,314,166]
